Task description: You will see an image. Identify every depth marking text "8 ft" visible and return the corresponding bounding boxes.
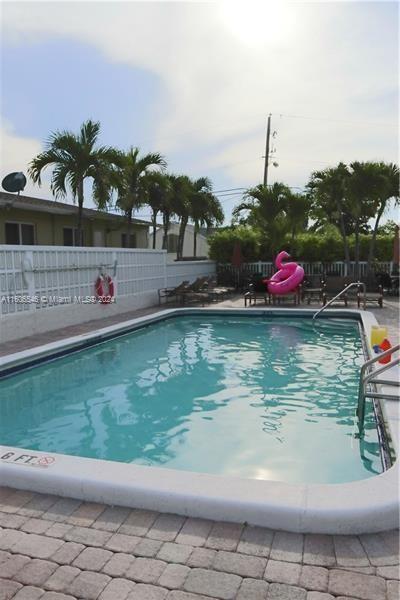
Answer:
[1,452,55,467]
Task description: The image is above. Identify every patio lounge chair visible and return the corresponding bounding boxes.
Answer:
[301,274,325,304]
[244,281,269,306]
[271,288,301,305]
[181,277,211,305]
[158,281,190,305]
[357,276,384,308]
[322,276,351,306]
[204,277,234,301]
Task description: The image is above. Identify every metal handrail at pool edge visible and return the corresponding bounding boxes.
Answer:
[357,344,400,433]
[312,282,366,319]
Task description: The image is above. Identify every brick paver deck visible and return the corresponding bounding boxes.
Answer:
[1,296,399,598]
[0,486,398,599]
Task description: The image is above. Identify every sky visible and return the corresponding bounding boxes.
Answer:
[0,0,398,225]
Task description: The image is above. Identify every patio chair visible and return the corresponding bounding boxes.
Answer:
[271,288,301,306]
[158,281,190,305]
[322,276,351,306]
[205,276,234,302]
[389,271,400,296]
[357,275,384,308]
[301,274,325,305]
[376,271,397,296]
[181,277,211,305]
[244,279,270,306]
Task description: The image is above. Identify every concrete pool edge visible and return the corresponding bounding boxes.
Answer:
[1,307,399,534]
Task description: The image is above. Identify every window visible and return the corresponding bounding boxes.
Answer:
[5,222,35,245]
[63,228,84,246]
[167,234,179,253]
[121,233,136,248]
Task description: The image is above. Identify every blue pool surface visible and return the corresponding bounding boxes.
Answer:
[0,315,382,483]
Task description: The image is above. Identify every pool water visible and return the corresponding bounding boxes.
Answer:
[0,315,382,483]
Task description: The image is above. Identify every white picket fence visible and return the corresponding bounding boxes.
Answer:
[220,261,394,278]
[0,245,215,342]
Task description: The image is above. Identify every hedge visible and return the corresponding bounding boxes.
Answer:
[208,228,394,263]
[208,226,260,262]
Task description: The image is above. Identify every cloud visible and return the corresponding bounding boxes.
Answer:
[0,120,53,197]
[1,0,398,208]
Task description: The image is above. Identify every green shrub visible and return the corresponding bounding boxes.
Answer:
[291,232,343,262]
[209,227,394,263]
[283,233,393,262]
[208,226,260,262]
[348,234,393,261]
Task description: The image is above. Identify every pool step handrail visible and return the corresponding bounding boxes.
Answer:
[368,378,400,387]
[363,391,400,400]
[312,282,366,319]
[357,344,400,433]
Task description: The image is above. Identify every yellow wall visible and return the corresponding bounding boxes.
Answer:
[0,207,149,248]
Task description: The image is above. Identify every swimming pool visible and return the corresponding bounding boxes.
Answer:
[0,308,397,533]
[0,314,382,484]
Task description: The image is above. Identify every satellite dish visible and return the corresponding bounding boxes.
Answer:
[2,172,27,194]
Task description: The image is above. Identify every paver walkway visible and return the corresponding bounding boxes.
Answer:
[1,296,399,598]
[0,486,398,600]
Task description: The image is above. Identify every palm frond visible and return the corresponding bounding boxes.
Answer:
[137,152,167,172]
[79,119,101,149]
[28,148,66,185]
[50,163,71,199]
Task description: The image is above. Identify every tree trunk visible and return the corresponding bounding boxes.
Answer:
[177,217,188,260]
[336,199,351,275]
[77,179,84,246]
[126,209,133,247]
[152,209,158,249]
[193,222,198,258]
[162,212,170,250]
[354,220,360,280]
[368,201,385,271]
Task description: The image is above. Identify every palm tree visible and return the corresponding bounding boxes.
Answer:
[115,147,166,246]
[29,119,119,246]
[191,191,224,257]
[168,174,192,259]
[346,162,382,278]
[141,171,171,249]
[367,162,399,266]
[308,163,352,271]
[233,182,292,260]
[284,192,311,253]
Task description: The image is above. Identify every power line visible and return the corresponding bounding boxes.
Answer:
[276,112,395,127]
[274,155,334,166]
[213,187,247,193]
[215,191,245,198]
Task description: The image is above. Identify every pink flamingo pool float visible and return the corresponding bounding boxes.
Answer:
[265,251,304,295]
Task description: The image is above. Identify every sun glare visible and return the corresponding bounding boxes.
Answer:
[220,1,294,48]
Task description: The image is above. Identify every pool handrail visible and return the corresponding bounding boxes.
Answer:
[313,282,366,319]
[357,343,400,433]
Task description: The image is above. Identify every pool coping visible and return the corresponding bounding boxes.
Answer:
[0,307,399,534]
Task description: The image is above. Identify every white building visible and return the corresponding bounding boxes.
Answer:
[149,223,210,262]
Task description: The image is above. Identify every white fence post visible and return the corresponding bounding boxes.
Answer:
[22,250,35,311]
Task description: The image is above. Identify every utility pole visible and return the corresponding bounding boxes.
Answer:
[263,113,272,187]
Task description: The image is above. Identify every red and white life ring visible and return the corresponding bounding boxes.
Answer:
[95,275,115,304]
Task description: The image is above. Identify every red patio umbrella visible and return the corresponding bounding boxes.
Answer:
[231,241,244,268]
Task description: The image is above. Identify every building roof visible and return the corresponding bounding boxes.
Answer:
[0,192,151,227]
